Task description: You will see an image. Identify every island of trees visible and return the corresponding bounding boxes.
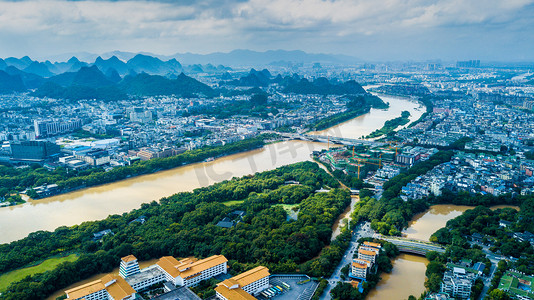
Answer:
[365,110,411,139]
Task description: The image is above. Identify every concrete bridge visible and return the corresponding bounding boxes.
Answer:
[278,133,385,147]
[379,236,446,256]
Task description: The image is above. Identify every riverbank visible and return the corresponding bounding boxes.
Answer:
[0,140,329,244]
[21,135,269,202]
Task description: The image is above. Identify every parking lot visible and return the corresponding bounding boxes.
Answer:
[256,275,318,300]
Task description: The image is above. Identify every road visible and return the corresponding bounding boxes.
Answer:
[469,241,503,300]
[319,221,375,300]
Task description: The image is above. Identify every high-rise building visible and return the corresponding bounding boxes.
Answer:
[119,255,141,279]
[34,119,83,138]
[10,141,60,162]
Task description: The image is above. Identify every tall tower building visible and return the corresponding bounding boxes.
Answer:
[119,255,140,279]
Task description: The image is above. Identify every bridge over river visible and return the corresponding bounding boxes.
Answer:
[379,235,446,256]
[278,132,386,147]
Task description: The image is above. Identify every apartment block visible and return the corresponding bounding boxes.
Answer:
[215,266,270,300]
[157,255,228,287]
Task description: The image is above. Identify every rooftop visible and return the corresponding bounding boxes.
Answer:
[215,285,257,300]
[225,266,270,288]
[125,265,164,286]
[121,255,137,263]
[157,255,227,279]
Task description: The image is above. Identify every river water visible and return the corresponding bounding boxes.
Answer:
[0,141,328,244]
[0,95,423,245]
[2,94,429,299]
[368,204,520,299]
[309,94,424,139]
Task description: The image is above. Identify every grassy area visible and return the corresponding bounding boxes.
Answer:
[273,204,299,212]
[221,200,245,206]
[0,254,79,292]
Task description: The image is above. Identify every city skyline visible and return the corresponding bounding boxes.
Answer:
[0,0,533,61]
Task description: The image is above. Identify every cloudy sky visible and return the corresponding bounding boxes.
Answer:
[0,0,533,61]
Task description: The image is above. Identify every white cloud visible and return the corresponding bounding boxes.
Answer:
[0,0,532,59]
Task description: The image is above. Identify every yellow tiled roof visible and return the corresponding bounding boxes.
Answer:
[121,255,137,263]
[157,255,227,279]
[228,266,270,287]
[65,274,135,300]
[65,280,105,299]
[215,285,257,300]
[359,249,377,256]
[352,262,368,269]
[363,241,382,248]
[101,274,136,300]
[181,255,227,278]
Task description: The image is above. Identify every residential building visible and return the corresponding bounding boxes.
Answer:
[358,247,379,264]
[157,255,228,287]
[351,258,371,279]
[34,119,83,138]
[440,268,474,300]
[215,266,270,300]
[65,274,136,300]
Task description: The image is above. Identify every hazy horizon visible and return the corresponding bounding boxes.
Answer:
[0,0,533,61]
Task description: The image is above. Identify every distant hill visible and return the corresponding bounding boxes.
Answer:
[282,78,366,95]
[32,82,126,101]
[0,70,26,94]
[23,62,55,78]
[38,49,358,67]
[4,66,45,89]
[0,59,7,70]
[173,49,359,66]
[119,72,215,97]
[48,65,114,88]
[227,68,272,87]
[72,66,114,88]
[126,54,182,76]
[94,56,129,75]
[33,70,215,100]
[4,56,33,70]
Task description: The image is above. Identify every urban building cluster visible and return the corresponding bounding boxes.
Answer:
[349,241,382,288]
[399,151,534,201]
[65,254,272,300]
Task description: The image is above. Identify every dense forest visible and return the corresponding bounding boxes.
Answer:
[0,161,351,300]
[0,135,268,200]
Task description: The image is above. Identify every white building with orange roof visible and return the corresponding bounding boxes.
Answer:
[215,266,270,300]
[358,246,379,263]
[157,255,228,287]
[363,241,382,250]
[351,258,372,279]
[65,274,136,300]
[119,255,140,279]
